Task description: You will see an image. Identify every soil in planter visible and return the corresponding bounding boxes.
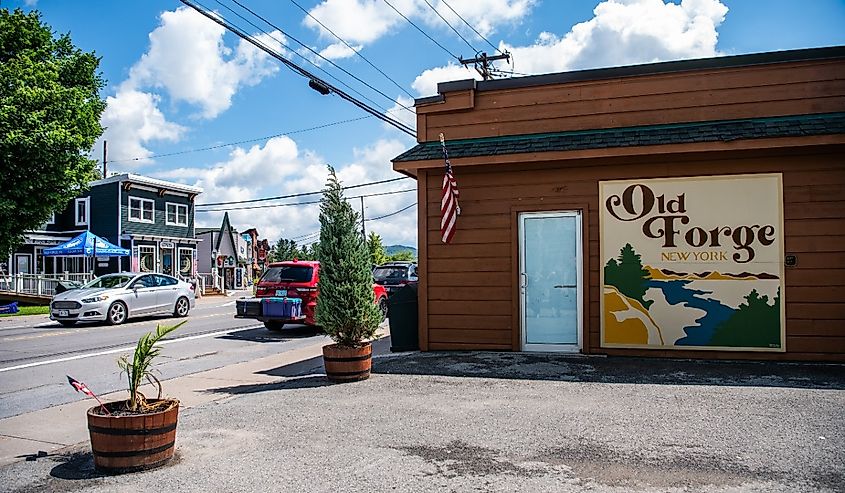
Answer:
[90,398,178,417]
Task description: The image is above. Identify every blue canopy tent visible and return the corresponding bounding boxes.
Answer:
[43,231,129,276]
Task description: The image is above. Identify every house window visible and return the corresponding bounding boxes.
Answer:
[75,198,89,226]
[178,248,194,276]
[46,213,55,225]
[129,197,154,223]
[165,202,189,226]
[139,245,156,272]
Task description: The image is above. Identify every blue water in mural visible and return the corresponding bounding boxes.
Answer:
[647,280,735,346]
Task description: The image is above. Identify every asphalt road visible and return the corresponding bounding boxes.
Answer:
[0,294,331,419]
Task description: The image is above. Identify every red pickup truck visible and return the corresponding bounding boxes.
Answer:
[237,260,388,330]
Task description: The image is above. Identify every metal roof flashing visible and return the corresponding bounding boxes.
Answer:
[412,46,845,105]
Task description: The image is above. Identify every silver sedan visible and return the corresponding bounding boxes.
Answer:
[50,273,196,327]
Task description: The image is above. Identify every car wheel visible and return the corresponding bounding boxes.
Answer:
[59,320,77,327]
[173,296,190,317]
[264,321,284,331]
[378,296,389,321]
[106,301,127,325]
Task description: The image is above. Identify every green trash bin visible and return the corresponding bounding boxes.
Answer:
[388,283,419,352]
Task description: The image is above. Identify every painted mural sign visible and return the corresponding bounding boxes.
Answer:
[599,174,785,352]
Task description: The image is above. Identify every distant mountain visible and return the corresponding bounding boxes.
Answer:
[645,266,779,281]
[385,244,417,257]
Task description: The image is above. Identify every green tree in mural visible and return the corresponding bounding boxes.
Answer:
[604,243,653,308]
[710,288,781,348]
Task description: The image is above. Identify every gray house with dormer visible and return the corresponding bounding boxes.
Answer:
[7,174,203,278]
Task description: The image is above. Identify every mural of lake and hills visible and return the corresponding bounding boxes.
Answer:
[603,244,782,350]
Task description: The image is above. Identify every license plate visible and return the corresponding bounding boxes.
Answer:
[58,310,69,317]
[275,289,287,297]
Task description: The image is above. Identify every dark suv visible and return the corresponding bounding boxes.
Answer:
[373,261,418,296]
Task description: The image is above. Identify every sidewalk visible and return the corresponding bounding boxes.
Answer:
[1,351,843,493]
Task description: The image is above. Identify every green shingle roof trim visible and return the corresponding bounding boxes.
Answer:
[392,112,845,163]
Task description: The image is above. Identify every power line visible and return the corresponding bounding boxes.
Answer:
[421,0,477,54]
[180,0,415,136]
[197,176,410,207]
[381,0,462,62]
[212,0,392,115]
[107,115,371,163]
[197,187,416,212]
[439,0,503,55]
[288,0,414,100]
[222,0,413,114]
[367,201,416,221]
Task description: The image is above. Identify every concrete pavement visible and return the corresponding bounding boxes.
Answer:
[0,347,842,492]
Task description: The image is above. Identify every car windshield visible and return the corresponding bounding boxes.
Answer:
[373,266,408,281]
[260,265,313,283]
[81,275,134,289]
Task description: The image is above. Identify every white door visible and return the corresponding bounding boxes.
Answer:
[519,211,583,352]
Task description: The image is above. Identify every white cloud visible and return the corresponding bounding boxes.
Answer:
[96,88,185,165]
[156,138,415,247]
[408,0,728,96]
[99,7,287,170]
[127,8,284,119]
[384,95,417,134]
[318,42,361,60]
[411,62,479,97]
[505,0,728,75]
[304,0,533,59]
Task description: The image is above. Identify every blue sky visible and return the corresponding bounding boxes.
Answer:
[11,0,845,247]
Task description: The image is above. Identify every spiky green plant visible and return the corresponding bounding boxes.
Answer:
[118,321,185,412]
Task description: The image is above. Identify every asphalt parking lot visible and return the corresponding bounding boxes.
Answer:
[2,349,843,493]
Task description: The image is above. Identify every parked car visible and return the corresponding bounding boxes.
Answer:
[373,261,419,296]
[50,273,195,327]
[246,260,388,330]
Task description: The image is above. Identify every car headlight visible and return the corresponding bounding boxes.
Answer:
[81,295,109,303]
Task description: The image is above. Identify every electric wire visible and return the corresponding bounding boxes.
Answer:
[106,115,371,163]
[288,0,414,100]
[381,0,461,62]
[197,187,416,212]
[223,0,414,114]
[197,176,410,207]
[366,201,415,221]
[212,0,393,115]
[439,0,503,55]
[421,0,477,54]
[180,0,415,136]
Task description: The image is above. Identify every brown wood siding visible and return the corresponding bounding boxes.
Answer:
[421,150,845,361]
[419,60,845,141]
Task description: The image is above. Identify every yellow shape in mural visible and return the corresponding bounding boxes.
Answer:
[603,289,650,344]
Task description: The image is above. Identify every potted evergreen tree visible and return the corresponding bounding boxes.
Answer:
[316,167,382,382]
[85,321,185,473]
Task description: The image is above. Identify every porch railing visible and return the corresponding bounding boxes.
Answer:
[0,273,95,298]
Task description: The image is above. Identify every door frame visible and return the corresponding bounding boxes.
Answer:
[518,210,583,353]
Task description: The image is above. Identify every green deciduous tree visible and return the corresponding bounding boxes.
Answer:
[0,9,106,258]
[269,238,300,262]
[367,232,387,266]
[386,249,416,262]
[315,167,381,347]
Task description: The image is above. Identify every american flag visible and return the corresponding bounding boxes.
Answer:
[67,375,111,415]
[439,133,461,244]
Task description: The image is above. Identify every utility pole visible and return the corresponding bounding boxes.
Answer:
[460,51,511,80]
[102,140,108,178]
[360,196,366,239]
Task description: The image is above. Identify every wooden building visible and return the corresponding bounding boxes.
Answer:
[392,46,845,362]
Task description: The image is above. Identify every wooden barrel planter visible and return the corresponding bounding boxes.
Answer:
[86,399,179,474]
[322,343,372,382]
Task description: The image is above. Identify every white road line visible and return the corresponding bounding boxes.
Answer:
[0,324,263,373]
